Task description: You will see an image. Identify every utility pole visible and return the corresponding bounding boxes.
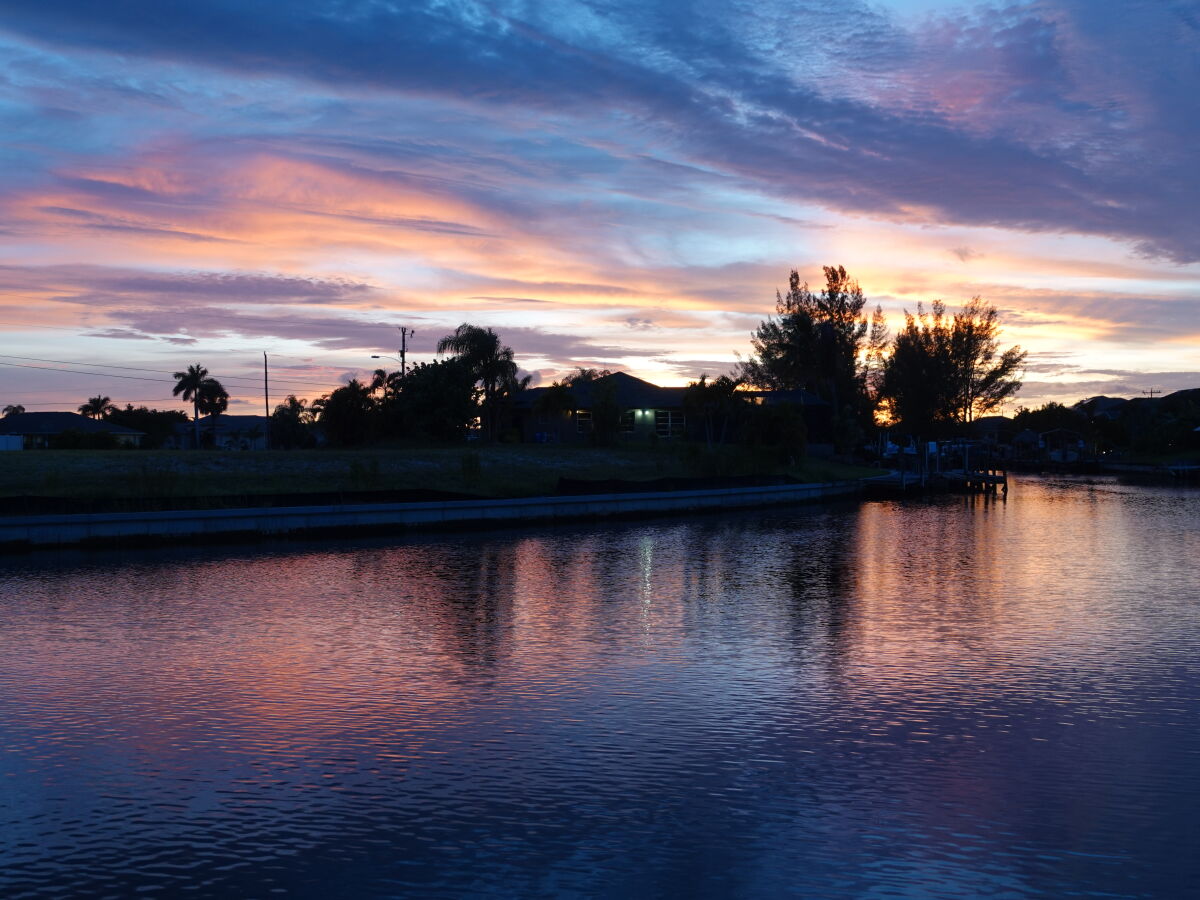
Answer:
[398,326,413,376]
[263,352,270,450]
[1143,388,1161,399]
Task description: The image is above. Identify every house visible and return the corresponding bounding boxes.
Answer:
[166,415,270,450]
[513,372,832,447]
[1075,396,1128,421]
[971,415,1016,460]
[0,411,144,448]
[1041,427,1086,463]
[1012,429,1041,459]
[515,372,682,443]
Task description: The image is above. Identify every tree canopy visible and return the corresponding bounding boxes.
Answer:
[739,265,878,451]
[877,298,1025,435]
[171,364,230,447]
[437,324,528,440]
[78,395,115,419]
[740,266,867,405]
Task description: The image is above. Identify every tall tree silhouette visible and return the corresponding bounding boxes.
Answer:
[436,324,526,440]
[78,395,115,419]
[684,374,745,449]
[172,364,210,448]
[740,266,870,450]
[878,297,1024,436]
[196,378,229,420]
[314,378,375,446]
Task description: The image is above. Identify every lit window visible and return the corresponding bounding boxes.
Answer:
[655,409,684,437]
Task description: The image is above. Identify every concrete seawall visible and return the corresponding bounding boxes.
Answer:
[0,480,862,550]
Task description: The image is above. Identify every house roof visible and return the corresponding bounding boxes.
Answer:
[521,371,684,410]
[0,411,144,436]
[199,414,269,429]
[520,371,829,410]
[173,414,270,433]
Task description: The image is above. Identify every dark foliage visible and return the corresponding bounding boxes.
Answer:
[436,324,528,441]
[389,358,478,441]
[270,395,316,449]
[878,298,1025,437]
[314,378,375,447]
[683,374,746,448]
[106,404,189,449]
[740,266,870,451]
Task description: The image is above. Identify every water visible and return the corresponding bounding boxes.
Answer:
[1,476,1198,898]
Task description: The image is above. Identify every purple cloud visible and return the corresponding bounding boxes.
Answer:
[1,0,1195,260]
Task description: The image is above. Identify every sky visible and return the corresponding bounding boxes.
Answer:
[1,0,1198,415]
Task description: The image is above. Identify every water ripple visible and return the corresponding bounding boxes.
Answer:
[1,476,1199,897]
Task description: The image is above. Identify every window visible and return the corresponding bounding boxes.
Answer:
[655,409,684,438]
[575,410,593,434]
[619,411,635,434]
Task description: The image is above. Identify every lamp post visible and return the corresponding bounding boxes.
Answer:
[372,327,412,376]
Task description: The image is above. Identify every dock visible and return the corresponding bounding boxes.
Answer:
[938,467,1008,494]
[865,466,1007,497]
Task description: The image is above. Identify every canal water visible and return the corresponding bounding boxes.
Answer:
[2,476,1199,898]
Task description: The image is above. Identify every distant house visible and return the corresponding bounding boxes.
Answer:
[0,411,144,449]
[166,415,270,450]
[1041,427,1086,463]
[1012,429,1041,458]
[973,415,1013,443]
[1075,396,1127,421]
[513,371,831,447]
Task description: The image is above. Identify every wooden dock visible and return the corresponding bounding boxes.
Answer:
[865,467,1007,497]
[939,468,1008,494]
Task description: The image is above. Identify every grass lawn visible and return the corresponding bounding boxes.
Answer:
[0,444,883,504]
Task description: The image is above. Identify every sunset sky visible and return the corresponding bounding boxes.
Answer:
[1,0,1198,415]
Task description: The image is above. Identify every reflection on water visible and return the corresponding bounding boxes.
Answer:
[2,476,1199,897]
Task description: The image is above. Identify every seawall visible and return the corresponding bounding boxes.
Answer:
[0,479,862,550]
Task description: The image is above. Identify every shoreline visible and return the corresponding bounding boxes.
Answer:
[0,478,865,552]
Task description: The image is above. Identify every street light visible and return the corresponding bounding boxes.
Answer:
[371,326,413,376]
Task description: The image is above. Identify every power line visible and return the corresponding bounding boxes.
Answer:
[0,361,172,384]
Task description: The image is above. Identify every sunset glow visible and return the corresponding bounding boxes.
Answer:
[2,0,1198,413]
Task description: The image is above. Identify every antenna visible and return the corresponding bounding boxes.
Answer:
[1143,388,1161,399]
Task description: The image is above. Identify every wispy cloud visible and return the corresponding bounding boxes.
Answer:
[0,0,1196,408]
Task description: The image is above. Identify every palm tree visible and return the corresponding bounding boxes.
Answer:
[78,395,115,419]
[196,379,229,418]
[437,324,522,440]
[172,364,209,448]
